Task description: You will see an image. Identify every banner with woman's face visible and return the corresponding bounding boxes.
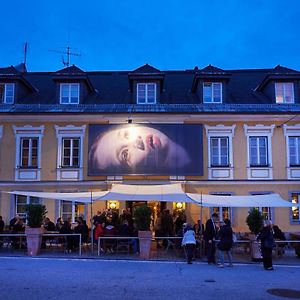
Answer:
[88,124,203,176]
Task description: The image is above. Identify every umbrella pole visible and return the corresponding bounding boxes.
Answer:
[90,190,94,255]
[200,191,203,236]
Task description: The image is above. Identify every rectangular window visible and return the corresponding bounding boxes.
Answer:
[60,201,85,223]
[249,136,268,166]
[252,193,272,221]
[275,82,294,103]
[20,138,38,168]
[62,138,80,167]
[211,193,232,222]
[60,83,80,104]
[137,83,156,104]
[0,83,15,104]
[203,82,222,103]
[15,195,40,219]
[291,193,300,221]
[289,137,300,166]
[210,137,229,167]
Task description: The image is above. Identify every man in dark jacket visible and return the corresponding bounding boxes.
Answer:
[204,213,219,264]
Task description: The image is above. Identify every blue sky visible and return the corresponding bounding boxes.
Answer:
[1,0,300,71]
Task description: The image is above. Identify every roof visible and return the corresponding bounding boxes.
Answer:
[0,64,299,113]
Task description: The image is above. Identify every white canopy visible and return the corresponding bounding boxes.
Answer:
[6,184,297,207]
[7,191,109,203]
[187,193,295,208]
[100,183,194,202]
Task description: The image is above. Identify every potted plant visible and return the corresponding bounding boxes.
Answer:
[133,205,152,259]
[246,208,263,261]
[25,204,47,256]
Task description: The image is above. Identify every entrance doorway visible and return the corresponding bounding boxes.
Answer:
[126,201,167,230]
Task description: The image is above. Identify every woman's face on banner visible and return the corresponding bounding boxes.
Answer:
[91,126,171,169]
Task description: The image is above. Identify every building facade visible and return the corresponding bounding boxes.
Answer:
[0,63,300,232]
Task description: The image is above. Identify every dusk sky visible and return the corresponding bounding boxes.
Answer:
[1,0,300,71]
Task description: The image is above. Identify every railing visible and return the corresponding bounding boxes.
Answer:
[0,233,82,255]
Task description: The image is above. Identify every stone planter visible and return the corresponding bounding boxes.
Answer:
[25,227,43,256]
[138,231,152,259]
[249,233,262,261]
[290,233,300,258]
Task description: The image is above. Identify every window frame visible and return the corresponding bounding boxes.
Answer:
[275,82,294,104]
[15,194,41,220]
[0,83,15,104]
[61,137,80,168]
[287,136,300,167]
[210,193,233,223]
[250,192,273,222]
[203,82,223,103]
[59,83,80,104]
[249,136,268,167]
[136,82,157,104]
[59,200,85,223]
[20,137,39,168]
[210,136,229,167]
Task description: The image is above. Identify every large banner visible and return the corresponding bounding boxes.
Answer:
[88,124,203,176]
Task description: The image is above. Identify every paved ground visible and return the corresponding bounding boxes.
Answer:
[0,257,300,300]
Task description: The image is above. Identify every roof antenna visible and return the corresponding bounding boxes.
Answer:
[24,42,28,65]
[49,46,81,67]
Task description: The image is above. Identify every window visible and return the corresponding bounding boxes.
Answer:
[275,82,294,103]
[288,137,300,166]
[20,138,38,168]
[251,192,272,221]
[210,137,229,167]
[15,195,40,219]
[137,83,156,104]
[249,136,268,166]
[60,201,85,223]
[291,193,300,222]
[62,138,80,167]
[60,83,80,104]
[0,83,15,104]
[211,193,232,222]
[203,82,222,103]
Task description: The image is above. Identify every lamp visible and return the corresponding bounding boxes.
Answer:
[175,202,183,210]
[108,201,117,210]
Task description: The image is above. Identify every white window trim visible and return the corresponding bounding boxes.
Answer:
[203,82,223,103]
[284,124,300,179]
[136,83,157,104]
[0,126,3,139]
[15,194,41,219]
[205,124,236,180]
[59,200,86,223]
[244,124,275,180]
[59,83,80,104]
[55,125,86,181]
[2,83,15,104]
[13,125,44,181]
[275,82,294,104]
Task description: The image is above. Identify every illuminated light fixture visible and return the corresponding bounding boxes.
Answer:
[108,201,117,210]
[175,202,183,209]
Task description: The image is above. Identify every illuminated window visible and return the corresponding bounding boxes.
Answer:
[275,82,294,103]
[211,193,232,222]
[60,83,80,104]
[137,83,156,104]
[203,82,222,103]
[0,83,15,104]
[252,192,272,221]
[60,200,85,223]
[291,193,300,221]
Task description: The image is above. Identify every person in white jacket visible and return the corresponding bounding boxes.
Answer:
[182,224,196,264]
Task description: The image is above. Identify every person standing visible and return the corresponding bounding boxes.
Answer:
[204,213,219,264]
[217,219,233,268]
[257,220,275,270]
[182,224,196,264]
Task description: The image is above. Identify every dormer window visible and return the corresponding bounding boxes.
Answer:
[203,82,222,103]
[0,83,15,104]
[60,83,80,104]
[275,82,294,103]
[137,83,156,104]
